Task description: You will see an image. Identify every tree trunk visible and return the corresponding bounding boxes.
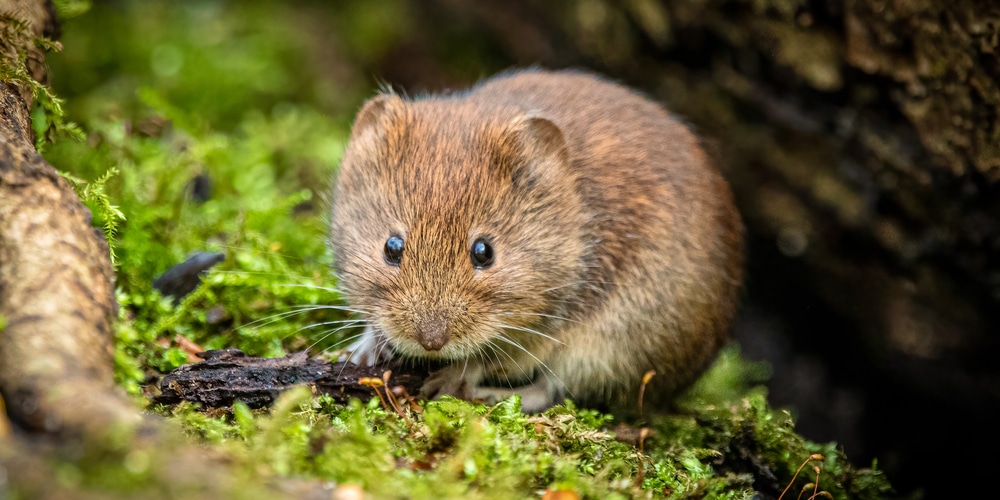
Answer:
[0,5,341,499]
[0,0,138,437]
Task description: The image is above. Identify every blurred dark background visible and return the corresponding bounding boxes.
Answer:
[49,1,1000,498]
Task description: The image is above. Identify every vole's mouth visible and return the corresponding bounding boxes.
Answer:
[389,336,473,361]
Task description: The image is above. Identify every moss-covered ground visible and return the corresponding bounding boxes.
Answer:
[6,1,893,498]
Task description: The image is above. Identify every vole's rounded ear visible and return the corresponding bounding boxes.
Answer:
[498,115,570,189]
[507,115,568,163]
[351,93,404,140]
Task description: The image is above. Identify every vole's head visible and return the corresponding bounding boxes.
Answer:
[330,93,588,360]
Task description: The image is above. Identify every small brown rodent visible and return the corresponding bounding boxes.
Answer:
[330,69,743,413]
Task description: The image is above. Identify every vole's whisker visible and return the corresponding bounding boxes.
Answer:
[211,243,318,264]
[231,305,368,334]
[211,270,309,278]
[318,331,368,352]
[484,339,523,388]
[493,342,521,370]
[281,304,374,316]
[475,343,492,373]
[275,283,348,295]
[290,318,368,341]
[306,322,367,351]
[334,327,385,378]
[482,346,514,390]
[493,334,565,394]
[235,307,328,331]
[477,343,499,386]
[459,357,470,380]
[499,311,577,324]
[373,335,392,367]
[296,318,369,329]
[286,301,377,312]
[496,323,564,345]
[472,348,494,387]
[476,341,500,374]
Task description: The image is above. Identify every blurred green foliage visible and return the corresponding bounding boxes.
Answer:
[12,1,895,498]
[53,2,342,130]
[45,0,363,391]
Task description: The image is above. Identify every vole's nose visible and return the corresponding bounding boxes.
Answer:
[415,314,449,351]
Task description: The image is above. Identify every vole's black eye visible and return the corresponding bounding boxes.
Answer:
[470,237,494,269]
[384,235,404,266]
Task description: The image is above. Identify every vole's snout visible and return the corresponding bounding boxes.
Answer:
[414,312,449,351]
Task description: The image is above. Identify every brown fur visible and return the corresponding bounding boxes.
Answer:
[330,69,744,413]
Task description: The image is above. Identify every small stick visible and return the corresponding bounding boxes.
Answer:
[806,465,833,500]
[638,370,656,415]
[796,484,813,500]
[391,385,423,414]
[812,466,820,499]
[632,427,652,489]
[0,394,11,439]
[359,377,390,411]
[380,370,411,424]
[778,453,824,500]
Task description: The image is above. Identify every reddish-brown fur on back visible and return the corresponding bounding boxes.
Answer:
[331,69,743,412]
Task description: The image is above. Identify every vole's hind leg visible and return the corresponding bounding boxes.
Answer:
[342,326,393,366]
[473,379,559,413]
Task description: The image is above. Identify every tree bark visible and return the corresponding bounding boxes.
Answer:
[0,0,138,437]
[0,6,338,498]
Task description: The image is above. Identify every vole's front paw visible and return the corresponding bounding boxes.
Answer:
[342,326,393,366]
[420,364,483,402]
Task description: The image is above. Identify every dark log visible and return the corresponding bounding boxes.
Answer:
[154,349,428,409]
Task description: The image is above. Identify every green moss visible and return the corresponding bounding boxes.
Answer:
[19,2,894,498]
[0,13,85,152]
[139,350,887,499]
[52,0,92,19]
[161,389,639,499]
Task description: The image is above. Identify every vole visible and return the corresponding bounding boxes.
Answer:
[330,69,743,413]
